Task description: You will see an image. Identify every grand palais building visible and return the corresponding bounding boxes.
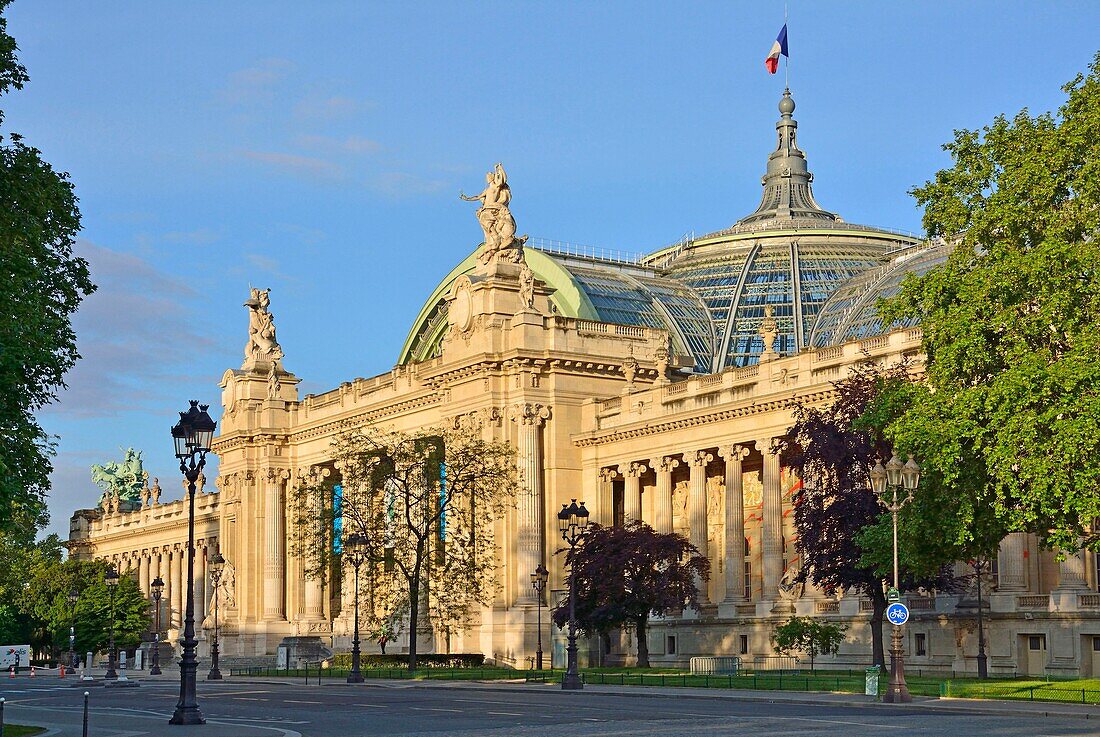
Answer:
[68,91,1100,677]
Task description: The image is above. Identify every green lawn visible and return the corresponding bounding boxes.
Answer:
[227,663,1100,704]
[2,725,46,737]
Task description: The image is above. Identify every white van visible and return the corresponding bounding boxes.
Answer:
[0,644,31,670]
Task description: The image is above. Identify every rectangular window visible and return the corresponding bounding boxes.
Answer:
[1029,635,1046,651]
[744,561,752,600]
[1093,637,1100,653]
[739,634,749,655]
[666,635,677,655]
[915,633,927,657]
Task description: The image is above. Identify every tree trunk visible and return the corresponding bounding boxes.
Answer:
[636,617,650,668]
[869,584,887,671]
[407,556,423,671]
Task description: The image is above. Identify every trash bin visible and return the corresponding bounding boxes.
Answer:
[864,666,880,696]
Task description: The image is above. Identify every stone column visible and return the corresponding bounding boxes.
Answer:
[758,438,783,603]
[653,457,679,534]
[264,468,287,620]
[138,553,150,596]
[599,468,617,526]
[170,546,183,628]
[683,450,713,604]
[997,532,1028,592]
[1056,545,1089,591]
[620,462,647,525]
[157,549,170,627]
[719,445,750,605]
[511,403,550,604]
[194,545,206,624]
[303,467,329,621]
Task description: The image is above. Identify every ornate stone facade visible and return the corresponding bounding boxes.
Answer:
[67,101,1100,677]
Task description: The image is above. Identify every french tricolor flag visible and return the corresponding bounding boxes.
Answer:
[765,24,788,74]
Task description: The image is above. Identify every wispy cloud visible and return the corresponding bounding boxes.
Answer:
[293,95,368,121]
[40,240,220,419]
[219,57,295,106]
[243,252,295,283]
[240,149,345,179]
[297,134,382,155]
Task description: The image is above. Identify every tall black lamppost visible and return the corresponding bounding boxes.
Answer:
[169,399,216,725]
[970,557,989,679]
[68,588,79,671]
[150,576,164,675]
[531,564,548,671]
[557,500,589,691]
[207,553,225,681]
[104,567,119,680]
[344,533,367,684]
[869,453,921,704]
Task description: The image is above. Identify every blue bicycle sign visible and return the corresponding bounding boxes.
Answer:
[886,602,910,626]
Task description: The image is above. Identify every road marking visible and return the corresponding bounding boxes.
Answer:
[234,697,270,701]
[411,706,463,712]
[285,700,322,704]
[487,711,524,716]
[355,703,387,708]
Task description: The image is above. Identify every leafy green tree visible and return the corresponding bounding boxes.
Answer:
[882,52,1100,552]
[0,0,95,536]
[785,360,958,670]
[18,552,149,659]
[292,424,518,670]
[772,616,847,672]
[550,522,709,668]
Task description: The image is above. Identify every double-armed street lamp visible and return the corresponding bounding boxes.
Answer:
[531,564,549,671]
[208,553,225,681]
[104,566,119,680]
[150,576,164,676]
[68,588,79,671]
[344,533,368,684]
[169,399,216,725]
[557,500,589,691]
[869,452,921,704]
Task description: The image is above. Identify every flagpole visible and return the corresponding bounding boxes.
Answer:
[784,2,790,89]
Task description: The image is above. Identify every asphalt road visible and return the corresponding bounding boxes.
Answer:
[1,678,1096,737]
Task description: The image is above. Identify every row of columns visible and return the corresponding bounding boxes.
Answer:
[606,438,784,606]
[108,541,217,631]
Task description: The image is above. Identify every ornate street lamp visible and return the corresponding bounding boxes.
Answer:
[557,500,589,690]
[104,566,119,680]
[168,399,216,725]
[870,452,920,704]
[68,588,79,671]
[344,533,368,684]
[150,576,164,676]
[531,564,549,671]
[207,553,225,681]
[969,558,989,679]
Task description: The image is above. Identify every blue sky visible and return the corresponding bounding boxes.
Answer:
[6,1,1098,539]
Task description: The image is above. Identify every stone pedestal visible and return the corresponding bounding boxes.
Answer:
[276,636,333,668]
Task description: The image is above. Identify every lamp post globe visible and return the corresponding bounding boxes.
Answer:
[558,499,589,690]
[531,563,549,671]
[344,533,368,684]
[150,576,164,676]
[208,552,225,681]
[168,399,215,725]
[104,566,119,680]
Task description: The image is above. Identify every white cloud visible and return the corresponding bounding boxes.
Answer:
[240,149,345,179]
[296,134,382,155]
[219,57,295,106]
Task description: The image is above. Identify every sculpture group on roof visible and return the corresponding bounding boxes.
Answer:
[461,162,528,266]
[244,287,284,367]
[92,448,147,509]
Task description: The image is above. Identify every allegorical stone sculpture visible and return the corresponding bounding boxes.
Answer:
[244,287,284,368]
[759,304,778,362]
[91,448,146,510]
[461,162,527,266]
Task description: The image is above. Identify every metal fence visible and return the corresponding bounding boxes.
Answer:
[941,681,1100,704]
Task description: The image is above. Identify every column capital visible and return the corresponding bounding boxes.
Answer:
[717,444,751,462]
[754,437,784,456]
[618,462,649,478]
[655,456,680,473]
[682,450,713,468]
[510,402,551,426]
[599,467,618,483]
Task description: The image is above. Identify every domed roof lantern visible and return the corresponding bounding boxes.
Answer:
[736,89,840,226]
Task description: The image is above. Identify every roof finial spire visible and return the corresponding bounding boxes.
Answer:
[734,90,840,227]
